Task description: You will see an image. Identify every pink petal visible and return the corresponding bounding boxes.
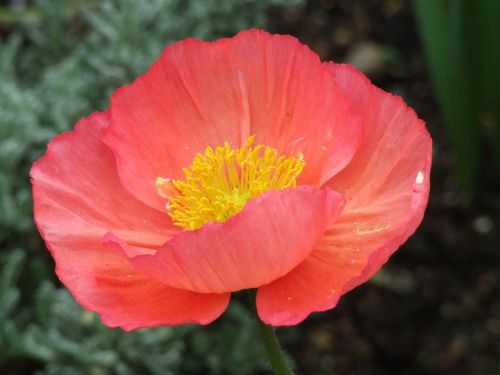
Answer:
[31,112,229,329]
[256,63,432,325]
[52,242,230,330]
[104,186,345,294]
[103,29,362,210]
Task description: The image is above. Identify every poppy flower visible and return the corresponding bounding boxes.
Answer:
[31,29,432,331]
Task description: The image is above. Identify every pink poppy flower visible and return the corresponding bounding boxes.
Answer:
[31,30,431,330]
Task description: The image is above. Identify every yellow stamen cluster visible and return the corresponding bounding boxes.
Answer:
[156,136,305,231]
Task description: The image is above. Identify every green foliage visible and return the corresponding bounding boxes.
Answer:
[413,0,500,193]
[0,0,303,373]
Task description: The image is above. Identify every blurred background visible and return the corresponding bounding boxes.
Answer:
[0,0,498,374]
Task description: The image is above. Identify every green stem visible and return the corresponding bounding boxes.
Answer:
[256,319,295,375]
[249,291,295,375]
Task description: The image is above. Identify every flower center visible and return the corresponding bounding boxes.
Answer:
[156,135,305,231]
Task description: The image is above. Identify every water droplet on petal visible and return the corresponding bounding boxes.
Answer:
[416,171,424,185]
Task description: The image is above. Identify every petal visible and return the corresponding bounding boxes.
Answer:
[51,240,230,330]
[104,186,345,294]
[104,29,362,210]
[256,63,432,325]
[31,112,229,329]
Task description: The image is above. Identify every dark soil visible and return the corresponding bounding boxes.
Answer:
[269,1,500,374]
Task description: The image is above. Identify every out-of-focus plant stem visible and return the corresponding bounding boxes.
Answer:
[414,0,480,194]
[249,291,295,375]
[256,320,295,375]
[414,0,500,194]
[474,1,500,163]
